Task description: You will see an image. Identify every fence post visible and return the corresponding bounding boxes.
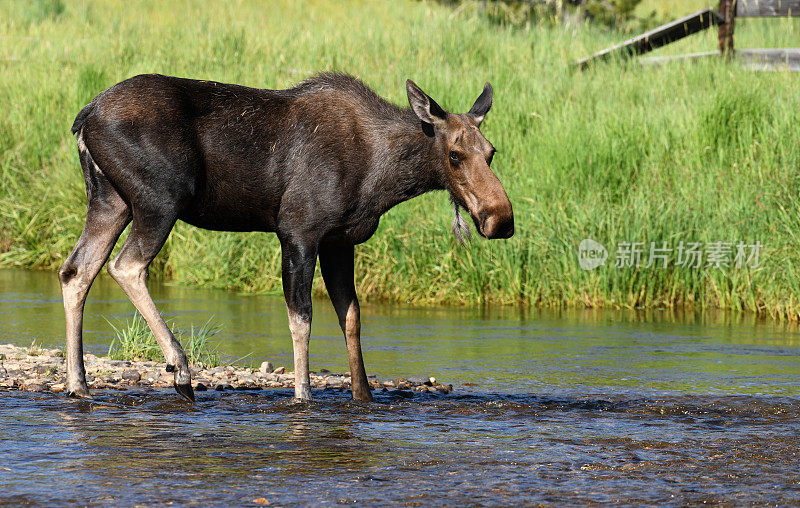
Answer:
[718,0,736,56]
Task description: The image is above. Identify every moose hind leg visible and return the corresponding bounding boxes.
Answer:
[107,213,194,402]
[60,200,131,398]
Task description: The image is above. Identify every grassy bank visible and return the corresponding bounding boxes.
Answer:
[1,0,799,318]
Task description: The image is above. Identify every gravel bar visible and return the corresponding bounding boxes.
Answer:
[0,344,453,396]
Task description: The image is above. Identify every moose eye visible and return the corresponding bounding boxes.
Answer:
[449,151,460,164]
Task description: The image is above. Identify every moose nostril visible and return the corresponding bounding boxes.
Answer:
[501,217,514,238]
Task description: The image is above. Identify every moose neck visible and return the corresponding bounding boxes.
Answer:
[367,114,445,216]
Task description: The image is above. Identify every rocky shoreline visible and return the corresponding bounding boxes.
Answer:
[0,344,453,396]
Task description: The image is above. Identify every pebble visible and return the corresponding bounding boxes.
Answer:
[121,370,141,382]
[0,344,454,396]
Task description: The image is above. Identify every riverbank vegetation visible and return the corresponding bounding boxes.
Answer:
[106,316,223,367]
[1,0,799,319]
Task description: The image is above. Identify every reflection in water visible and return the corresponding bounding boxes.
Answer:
[2,268,800,396]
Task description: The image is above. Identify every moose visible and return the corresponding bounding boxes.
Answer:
[60,72,514,403]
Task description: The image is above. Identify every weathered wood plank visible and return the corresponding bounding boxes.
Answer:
[638,49,800,71]
[736,0,800,17]
[575,8,724,68]
[738,48,800,70]
[638,51,719,66]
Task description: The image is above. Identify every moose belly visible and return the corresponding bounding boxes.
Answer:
[179,194,278,233]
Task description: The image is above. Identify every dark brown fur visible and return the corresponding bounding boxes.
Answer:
[60,73,513,402]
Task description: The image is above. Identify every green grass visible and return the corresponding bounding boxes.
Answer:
[107,315,222,367]
[26,339,44,356]
[0,0,799,320]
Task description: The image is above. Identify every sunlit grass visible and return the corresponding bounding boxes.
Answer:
[106,315,222,367]
[0,0,799,319]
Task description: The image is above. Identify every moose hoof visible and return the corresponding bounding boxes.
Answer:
[174,382,195,403]
[66,385,92,399]
[352,388,374,402]
[293,383,312,402]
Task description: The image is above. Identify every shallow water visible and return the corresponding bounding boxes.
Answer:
[2,268,800,505]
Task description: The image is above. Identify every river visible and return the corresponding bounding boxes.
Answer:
[1,268,799,505]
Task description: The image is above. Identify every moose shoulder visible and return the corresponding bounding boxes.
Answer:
[60,73,513,403]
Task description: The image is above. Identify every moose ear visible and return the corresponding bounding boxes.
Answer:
[406,79,447,127]
[468,82,493,125]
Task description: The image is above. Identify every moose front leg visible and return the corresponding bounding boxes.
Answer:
[281,240,318,401]
[319,243,373,402]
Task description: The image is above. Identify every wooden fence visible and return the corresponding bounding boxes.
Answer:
[577,0,800,70]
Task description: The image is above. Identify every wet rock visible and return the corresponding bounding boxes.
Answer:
[259,361,274,374]
[121,370,141,383]
[24,381,47,391]
[272,366,285,375]
[195,383,208,392]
